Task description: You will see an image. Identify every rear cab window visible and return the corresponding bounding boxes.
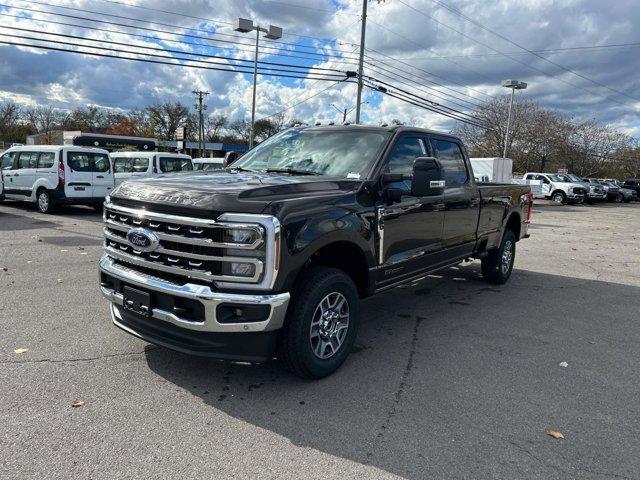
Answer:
[159,157,193,172]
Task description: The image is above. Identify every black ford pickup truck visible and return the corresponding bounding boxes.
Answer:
[99,125,532,378]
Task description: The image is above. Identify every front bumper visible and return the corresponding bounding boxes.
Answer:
[99,254,290,360]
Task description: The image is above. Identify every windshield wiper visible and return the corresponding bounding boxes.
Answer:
[229,166,260,173]
[265,167,319,176]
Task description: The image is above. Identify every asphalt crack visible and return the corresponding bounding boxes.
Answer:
[1,347,159,365]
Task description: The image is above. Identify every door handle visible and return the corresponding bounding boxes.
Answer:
[13,173,19,176]
[96,175,104,178]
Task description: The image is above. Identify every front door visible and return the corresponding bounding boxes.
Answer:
[431,136,480,256]
[375,134,445,290]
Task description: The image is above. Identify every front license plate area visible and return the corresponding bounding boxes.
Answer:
[74,186,86,191]
[123,286,151,317]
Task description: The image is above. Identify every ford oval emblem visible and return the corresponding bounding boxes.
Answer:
[126,228,159,252]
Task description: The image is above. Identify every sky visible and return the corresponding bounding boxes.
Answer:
[1,0,640,136]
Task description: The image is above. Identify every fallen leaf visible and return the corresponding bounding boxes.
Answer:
[79,252,88,256]
[27,260,33,264]
[71,399,85,408]
[57,278,64,283]
[60,249,68,252]
[571,247,577,251]
[559,361,568,368]
[14,347,29,354]
[546,429,564,439]
[78,247,85,251]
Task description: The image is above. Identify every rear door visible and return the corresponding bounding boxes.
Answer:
[1,151,17,195]
[65,151,94,198]
[431,136,479,254]
[91,152,113,198]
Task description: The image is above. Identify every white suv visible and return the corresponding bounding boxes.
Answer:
[0,145,114,213]
[111,152,193,186]
[522,172,586,204]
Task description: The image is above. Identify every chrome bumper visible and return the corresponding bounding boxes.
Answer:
[99,254,290,333]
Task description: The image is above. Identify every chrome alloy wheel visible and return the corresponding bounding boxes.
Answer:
[501,239,514,275]
[38,191,49,212]
[310,292,350,359]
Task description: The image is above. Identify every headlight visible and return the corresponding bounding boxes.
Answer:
[223,226,263,247]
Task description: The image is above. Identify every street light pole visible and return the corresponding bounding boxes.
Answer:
[501,79,527,159]
[234,18,283,149]
[355,0,367,124]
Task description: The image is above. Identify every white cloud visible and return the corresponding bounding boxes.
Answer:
[1,0,639,133]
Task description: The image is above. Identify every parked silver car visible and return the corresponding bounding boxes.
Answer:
[558,173,606,203]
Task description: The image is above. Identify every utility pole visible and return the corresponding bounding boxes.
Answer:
[193,90,209,157]
[331,103,359,123]
[355,0,368,124]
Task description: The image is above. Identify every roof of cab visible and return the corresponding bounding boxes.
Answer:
[294,123,461,140]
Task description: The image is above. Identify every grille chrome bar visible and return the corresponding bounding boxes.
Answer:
[105,246,263,283]
[104,216,263,250]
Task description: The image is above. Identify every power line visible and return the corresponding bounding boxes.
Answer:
[1,26,346,74]
[421,0,640,103]
[395,0,639,108]
[0,38,353,82]
[261,80,349,120]
[17,0,359,56]
[367,19,497,92]
[0,11,359,68]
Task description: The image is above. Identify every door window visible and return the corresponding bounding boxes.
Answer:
[159,157,193,172]
[113,158,131,173]
[93,154,110,173]
[67,153,92,172]
[1,152,16,170]
[68,152,110,172]
[433,139,468,186]
[384,136,426,192]
[18,152,38,169]
[37,152,55,169]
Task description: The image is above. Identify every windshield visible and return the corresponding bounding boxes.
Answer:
[233,128,391,178]
[564,173,583,183]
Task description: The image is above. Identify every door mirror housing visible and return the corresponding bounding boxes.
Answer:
[223,151,239,168]
[411,157,444,196]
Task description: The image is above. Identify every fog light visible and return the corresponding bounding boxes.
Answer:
[227,262,256,277]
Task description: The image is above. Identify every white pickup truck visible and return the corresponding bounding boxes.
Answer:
[522,172,586,204]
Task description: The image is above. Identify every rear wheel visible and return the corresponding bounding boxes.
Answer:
[278,266,359,379]
[481,229,516,285]
[36,188,54,214]
[613,193,623,203]
[551,191,566,204]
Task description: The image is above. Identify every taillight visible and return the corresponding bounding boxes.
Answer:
[526,192,534,222]
[58,161,65,188]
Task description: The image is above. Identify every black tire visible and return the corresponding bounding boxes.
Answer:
[551,191,566,204]
[613,193,623,203]
[92,202,104,213]
[481,229,516,285]
[36,188,54,214]
[277,266,360,379]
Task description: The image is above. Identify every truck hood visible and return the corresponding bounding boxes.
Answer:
[109,171,360,215]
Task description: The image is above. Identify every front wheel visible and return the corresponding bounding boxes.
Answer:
[278,267,360,379]
[481,229,516,285]
[551,191,566,204]
[613,193,623,203]
[36,189,54,214]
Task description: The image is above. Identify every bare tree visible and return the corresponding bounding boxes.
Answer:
[146,102,190,140]
[205,114,228,142]
[25,106,61,144]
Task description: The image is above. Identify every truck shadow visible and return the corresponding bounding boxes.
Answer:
[0,200,103,222]
[145,265,640,479]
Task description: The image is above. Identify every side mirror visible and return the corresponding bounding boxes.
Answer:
[411,157,444,197]
[223,151,238,168]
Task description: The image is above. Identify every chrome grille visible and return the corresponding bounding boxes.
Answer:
[103,202,267,284]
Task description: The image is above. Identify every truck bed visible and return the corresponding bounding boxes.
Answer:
[476,183,531,250]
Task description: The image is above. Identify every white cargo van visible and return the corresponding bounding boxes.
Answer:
[0,145,114,213]
[192,157,225,171]
[111,152,193,185]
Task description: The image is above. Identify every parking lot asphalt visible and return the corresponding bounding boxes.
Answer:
[1,199,639,480]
